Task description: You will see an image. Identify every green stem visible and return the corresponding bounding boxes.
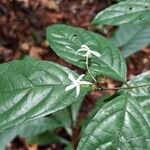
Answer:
[86,56,96,82]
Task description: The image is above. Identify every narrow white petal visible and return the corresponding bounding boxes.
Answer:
[91,51,101,57]
[65,84,76,91]
[81,45,90,50]
[76,48,87,55]
[77,48,87,52]
[80,81,92,85]
[68,74,76,82]
[77,74,85,81]
[76,85,80,97]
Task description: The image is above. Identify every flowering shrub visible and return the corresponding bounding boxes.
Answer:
[0,0,150,149]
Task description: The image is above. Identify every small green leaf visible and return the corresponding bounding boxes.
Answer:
[51,108,72,136]
[92,0,150,25]
[51,100,84,136]
[77,93,150,150]
[81,94,112,134]
[71,98,83,126]
[52,109,71,129]
[0,117,62,149]
[46,24,127,81]
[122,71,150,115]
[65,143,74,150]
[27,132,68,145]
[111,24,150,57]
[0,59,90,132]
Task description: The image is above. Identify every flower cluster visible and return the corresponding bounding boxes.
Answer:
[65,44,101,97]
[65,74,92,97]
[76,44,101,58]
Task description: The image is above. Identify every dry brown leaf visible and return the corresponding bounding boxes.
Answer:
[27,144,38,150]
[30,46,46,59]
[47,0,59,11]
[45,12,63,23]
[19,42,31,52]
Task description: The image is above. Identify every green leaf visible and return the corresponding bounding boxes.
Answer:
[111,24,150,57]
[81,94,112,134]
[27,131,68,145]
[51,99,84,136]
[0,117,62,149]
[65,143,74,150]
[51,108,72,136]
[46,24,127,81]
[71,98,83,126]
[92,0,150,25]
[0,59,90,132]
[77,93,150,150]
[52,109,71,128]
[122,71,150,115]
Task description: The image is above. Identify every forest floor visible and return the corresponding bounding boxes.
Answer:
[0,0,150,150]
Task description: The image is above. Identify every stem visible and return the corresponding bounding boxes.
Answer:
[97,83,150,91]
[86,56,97,82]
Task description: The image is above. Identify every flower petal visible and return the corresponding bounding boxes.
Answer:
[77,74,85,81]
[76,84,80,97]
[91,51,101,57]
[81,44,90,50]
[68,74,76,82]
[65,84,76,91]
[76,48,87,55]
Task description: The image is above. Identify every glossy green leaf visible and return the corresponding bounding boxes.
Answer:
[51,108,72,136]
[77,93,150,150]
[81,94,112,134]
[123,71,150,115]
[46,24,127,81]
[71,98,83,126]
[27,131,68,145]
[111,24,150,57]
[0,117,62,149]
[65,143,74,150]
[51,100,84,136]
[27,132,69,145]
[92,0,150,25]
[0,59,90,132]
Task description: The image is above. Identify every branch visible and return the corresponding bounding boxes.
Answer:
[97,83,150,91]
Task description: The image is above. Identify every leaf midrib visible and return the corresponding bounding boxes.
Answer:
[114,93,129,149]
[0,84,69,95]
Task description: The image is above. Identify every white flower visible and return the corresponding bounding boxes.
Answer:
[76,44,101,58]
[65,74,92,97]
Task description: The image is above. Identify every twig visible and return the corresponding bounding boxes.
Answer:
[97,83,150,91]
[86,56,96,82]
